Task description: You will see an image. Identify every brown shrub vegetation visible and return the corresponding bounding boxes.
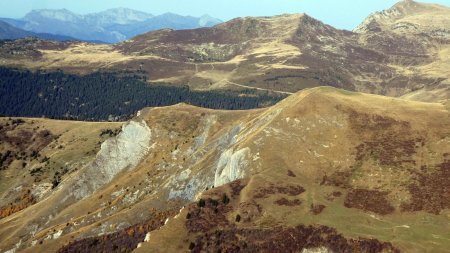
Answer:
[344,189,395,215]
[186,197,232,233]
[190,224,399,253]
[346,109,422,167]
[274,198,302,206]
[321,171,352,188]
[0,191,36,219]
[229,179,247,198]
[311,204,326,215]
[253,184,305,199]
[56,208,178,253]
[401,160,450,214]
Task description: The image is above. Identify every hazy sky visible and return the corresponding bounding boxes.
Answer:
[0,0,449,30]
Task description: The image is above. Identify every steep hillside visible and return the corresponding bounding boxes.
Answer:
[0,21,35,40]
[354,0,450,101]
[1,1,448,102]
[0,118,122,220]
[1,87,449,253]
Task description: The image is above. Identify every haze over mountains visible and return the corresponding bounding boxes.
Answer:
[1,1,450,253]
[0,8,222,43]
[0,21,76,41]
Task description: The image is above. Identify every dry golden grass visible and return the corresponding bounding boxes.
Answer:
[40,44,166,69]
[134,88,450,253]
[418,46,450,77]
[1,88,450,252]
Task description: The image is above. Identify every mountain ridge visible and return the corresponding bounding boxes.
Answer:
[354,0,450,35]
[0,20,79,41]
[0,2,449,102]
[1,8,222,43]
[1,87,449,252]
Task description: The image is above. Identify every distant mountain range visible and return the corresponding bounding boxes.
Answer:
[0,20,77,41]
[0,8,222,43]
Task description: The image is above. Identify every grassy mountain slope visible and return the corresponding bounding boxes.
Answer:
[0,1,448,102]
[1,87,449,252]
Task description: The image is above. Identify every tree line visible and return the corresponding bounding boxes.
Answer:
[0,67,286,121]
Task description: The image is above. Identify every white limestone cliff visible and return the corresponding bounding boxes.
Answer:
[214,147,250,187]
[69,120,152,200]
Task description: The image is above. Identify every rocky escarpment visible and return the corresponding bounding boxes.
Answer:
[214,148,250,187]
[69,121,152,200]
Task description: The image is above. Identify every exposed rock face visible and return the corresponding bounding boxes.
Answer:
[144,232,151,242]
[214,147,250,187]
[167,122,244,201]
[70,120,152,200]
[0,120,152,253]
[96,121,151,177]
[354,0,450,39]
[187,115,218,156]
[301,247,333,253]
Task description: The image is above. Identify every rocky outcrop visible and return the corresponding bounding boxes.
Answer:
[301,247,334,253]
[214,147,250,187]
[0,120,153,252]
[69,120,152,200]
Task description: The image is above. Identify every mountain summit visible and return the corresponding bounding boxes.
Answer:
[23,9,81,23]
[198,14,222,27]
[354,0,450,37]
[84,8,154,26]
